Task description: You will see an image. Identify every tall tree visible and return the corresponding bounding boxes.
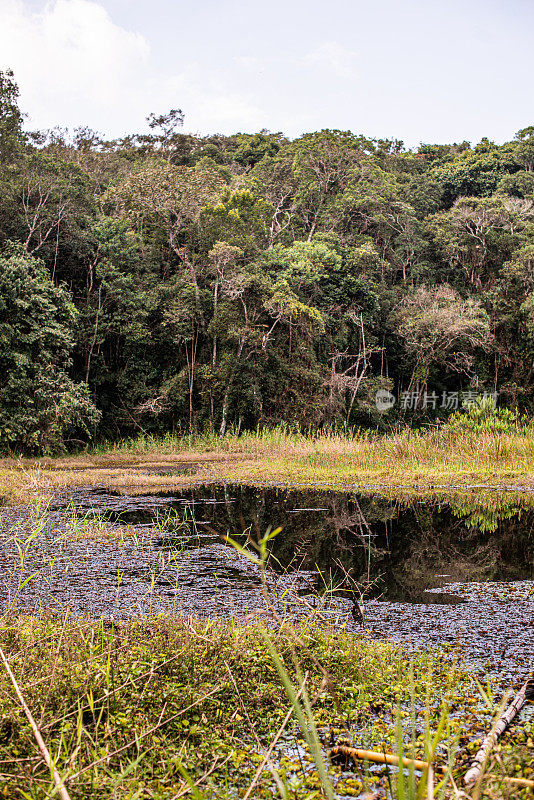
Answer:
[393,284,491,392]
[105,161,225,290]
[0,245,100,452]
[0,69,24,163]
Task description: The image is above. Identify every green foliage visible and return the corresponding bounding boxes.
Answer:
[513,125,534,171]
[393,285,491,386]
[201,187,274,255]
[0,69,24,162]
[0,245,100,453]
[497,170,534,198]
[0,612,475,800]
[1,68,534,450]
[430,139,519,206]
[229,131,284,169]
[446,396,528,434]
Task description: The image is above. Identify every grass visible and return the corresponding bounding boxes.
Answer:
[3,426,534,505]
[0,511,531,800]
[0,613,532,799]
[0,427,533,797]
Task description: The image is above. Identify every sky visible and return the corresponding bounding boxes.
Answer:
[0,0,532,147]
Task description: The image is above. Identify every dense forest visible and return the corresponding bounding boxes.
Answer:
[1,67,534,453]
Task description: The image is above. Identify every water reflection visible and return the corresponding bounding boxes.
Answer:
[1,486,529,676]
[91,485,534,603]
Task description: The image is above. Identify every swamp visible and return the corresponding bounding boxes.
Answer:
[1,47,534,799]
[0,449,532,799]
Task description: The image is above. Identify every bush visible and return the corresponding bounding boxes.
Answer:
[445,396,530,434]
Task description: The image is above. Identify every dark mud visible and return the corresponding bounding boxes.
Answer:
[1,484,532,682]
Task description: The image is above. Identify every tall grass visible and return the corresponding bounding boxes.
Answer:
[88,423,534,473]
[4,424,534,506]
[89,422,353,456]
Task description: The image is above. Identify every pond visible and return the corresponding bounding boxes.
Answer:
[1,484,533,678]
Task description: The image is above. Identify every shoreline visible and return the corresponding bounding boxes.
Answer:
[3,437,534,505]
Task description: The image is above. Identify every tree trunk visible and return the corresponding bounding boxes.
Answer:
[219,340,244,435]
[85,284,102,384]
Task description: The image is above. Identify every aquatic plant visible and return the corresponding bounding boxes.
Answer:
[0,502,532,797]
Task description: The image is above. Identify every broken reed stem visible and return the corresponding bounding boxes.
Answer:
[0,645,72,800]
[492,775,534,788]
[464,674,534,787]
[329,744,434,772]
[427,764,435,800]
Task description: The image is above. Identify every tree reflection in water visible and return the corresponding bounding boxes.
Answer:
[114,486,534,604]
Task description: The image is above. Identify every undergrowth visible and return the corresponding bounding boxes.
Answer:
[0,614,531,799]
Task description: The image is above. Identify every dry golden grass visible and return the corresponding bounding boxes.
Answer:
[2,428,534,505]
[0,452,245,505]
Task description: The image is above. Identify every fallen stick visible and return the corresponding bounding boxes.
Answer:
[329,744,432,772]
[0,645,72,800]
[490,775,534,788]
[464,674,534,787]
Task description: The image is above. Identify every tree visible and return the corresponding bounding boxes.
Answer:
[105,161,225,291]
[227,131,285,170]
[430,139,519,206]
[144,109,185,161]
[262,130,364,240]
[427,196,532,290]
[251,153,299,245]
[77,216,150,388]
[341,157,423,278]
[15,152,90,263]
[0,69,24,162]
[207,241,244,366]
[514,127,534,172]
[0,245,100,452]
[497,170,534,198]
[1,73,533,439]
[393,284,491,391]
[480,245,534,407]
[201,187,274,256]
[206,246,265,434]
[159,277,204,432]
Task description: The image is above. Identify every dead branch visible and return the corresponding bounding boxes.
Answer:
[329,743,436,772]
[464,674,534,787]
[0,645,72,800]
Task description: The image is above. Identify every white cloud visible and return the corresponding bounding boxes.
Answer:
[0,0,270,136]
[301,41,358,79]
[0,0,530,145]
[153,65,269,135]
[0,0,150,131]
[191,91,267,134]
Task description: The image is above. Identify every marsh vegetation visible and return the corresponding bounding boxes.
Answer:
[1,65,534,799]
[0,473,533,798]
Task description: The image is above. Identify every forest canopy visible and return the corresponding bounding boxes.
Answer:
[1,68,534,452]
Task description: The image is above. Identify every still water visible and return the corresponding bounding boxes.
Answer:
[58,483,534,600]
[1,484,532,675]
